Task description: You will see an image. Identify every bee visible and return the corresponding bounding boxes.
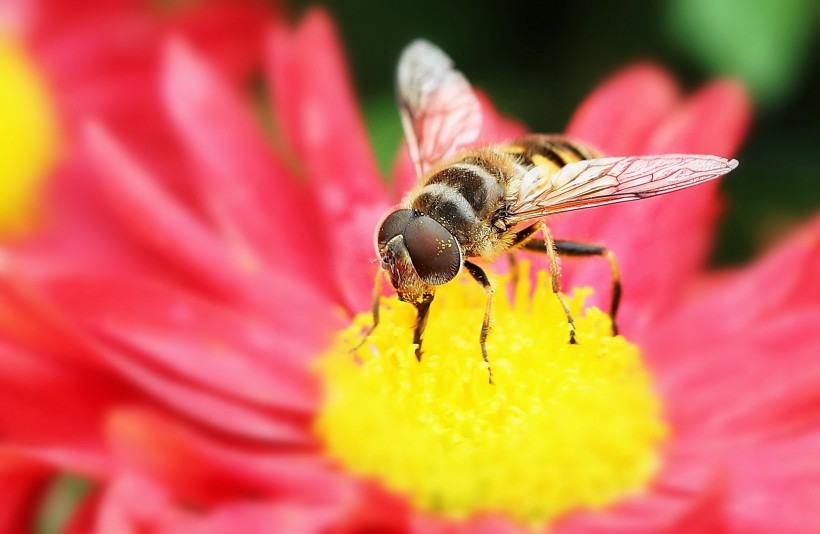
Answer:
[365,40,738,383]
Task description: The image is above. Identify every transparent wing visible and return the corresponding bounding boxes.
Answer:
[509,154,738,222]
[397,40,482,178]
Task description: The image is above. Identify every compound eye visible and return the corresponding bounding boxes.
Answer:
[376,209,415,247]
[403,216,462,285]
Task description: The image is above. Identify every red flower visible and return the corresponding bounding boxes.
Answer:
[0,0,271,242]
[2,6,819,533]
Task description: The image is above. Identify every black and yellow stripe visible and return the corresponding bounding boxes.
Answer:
[501,135,599,174]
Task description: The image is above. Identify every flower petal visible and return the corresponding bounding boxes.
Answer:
[81,122,338,326]
[81,122,261,294]
[0,339,118,475]
[106,408,377,508]
[658,311,820,444]
[266,9,390,312]
[649,214,820,350]
[550,72,750,335]
[109,410,405,531]
[266,8,385,207]
[0,258,316,445]
[46,275,321,414]
[644,79,751,157]
[0,453,52,533]
[161,38,340,299]
[544,65,681,323]
[93,474,177,534]
[566,63,679,155]
[159,502,339,534]
[164,0,272,83]
[727,431,820,532]
[552,445,726,534]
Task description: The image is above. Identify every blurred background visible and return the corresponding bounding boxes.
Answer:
[296,0,820,265]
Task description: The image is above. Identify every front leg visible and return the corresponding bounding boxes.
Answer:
[412,295,434,361]
[507,224,540,289]
[464,261,494,384]
[351,269,384,353]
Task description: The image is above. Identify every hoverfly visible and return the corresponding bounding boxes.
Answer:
[364,40,737,383]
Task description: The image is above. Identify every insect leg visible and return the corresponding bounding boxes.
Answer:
[510,224,540,247]
[412,295,434,361]
[464,260,494,384]
[536,221,577,344]
[350,269,384,353]
[507,253,520,290]
[506,224,540,291]
[521,239,622,336]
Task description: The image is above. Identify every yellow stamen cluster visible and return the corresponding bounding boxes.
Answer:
[0,34,59,237]
[315,264,667,526]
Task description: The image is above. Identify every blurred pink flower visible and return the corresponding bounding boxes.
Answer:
[2,6,819,533]
[0,0,271,241]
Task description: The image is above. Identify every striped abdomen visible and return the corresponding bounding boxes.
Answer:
[499,134,600,174]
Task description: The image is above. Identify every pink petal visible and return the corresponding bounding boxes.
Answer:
[0,258,316,445]
[657,311,820,444]
[550,72,750,336]
[644,80,751,157]
[0,454,52,533]
[161,39,340,299]
[81,122,338,328]
[539,65,682,321]
[266,9,391,312]
[101,349,313,444]
[553,445,726,534]
[87,473,407,534]
[81,122,263,296]
[266,9,385,207]
[107,409,305,504]
[93,474,177,534]
[163,0,273,83]
[453,515,527,534]
[566,63,679,155]
[649,214,820,352]
[107,408,354,507]
[0,267,129,475]
[46,275,320,414]
[162,483,409,534]
[727,431,820,531]
[159,502,339,534]
[0,339,119,475]
[13,151,164,282]
[648,477,729,534]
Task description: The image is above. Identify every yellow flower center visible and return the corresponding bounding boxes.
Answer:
[316,263,668,526]
[0,33,60,237]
